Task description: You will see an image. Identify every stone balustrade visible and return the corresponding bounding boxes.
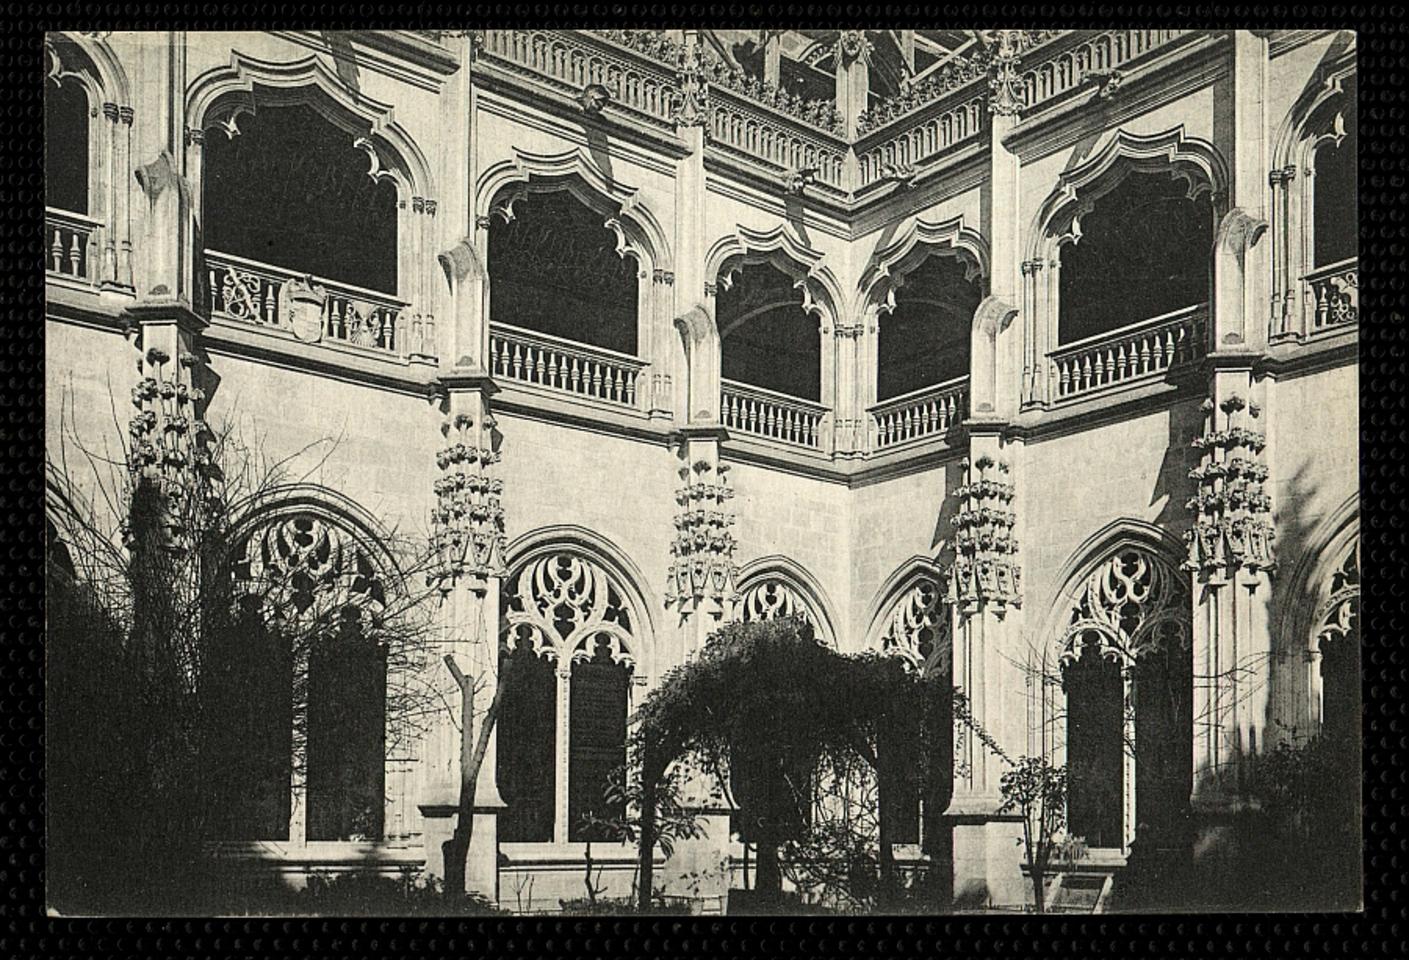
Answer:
[707,87,848,190]
[490,321,645,408]
[869,376,969,450]
[855,91,986,187]
[721,378,828,450]
[205,249,409,354]
[1019,29,1192,111]
[1048,304,1207,402]
[1303,257,1358,332]
[46,207,100,282]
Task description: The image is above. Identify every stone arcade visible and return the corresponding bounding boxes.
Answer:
[44,28,1359,911]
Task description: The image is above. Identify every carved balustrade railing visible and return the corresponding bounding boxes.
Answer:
[205,250,408,354]
[869,376,969,451]
[479,29,678,128]
[1048,303,1207,403]
[707,86,848,190]
[46,207,100,282]
[490,321,645,409]
[721,378,828,450]
[855,89,986,188]
[1019,29,1193,111]
[1303,257,1358,333]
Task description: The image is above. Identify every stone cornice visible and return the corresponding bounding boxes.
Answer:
[270,29,461,93]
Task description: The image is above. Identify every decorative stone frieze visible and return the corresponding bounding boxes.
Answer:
[1184,394,1276,578]
[429,411,507,594]
[664,456,739,612]
[946,454,1021,611]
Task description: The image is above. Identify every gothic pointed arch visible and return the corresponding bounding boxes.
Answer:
[497,526,654,845]
[858,215,989,318]
[705,223,842,324]
[735,555,838,648]
[863,556,950,674]
[1037,520,1193,855]
[215,485,405,844]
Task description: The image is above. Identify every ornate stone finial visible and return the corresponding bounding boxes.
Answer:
[429,406,507,594]
[664,445,740,615]
[945,454,1022,612]
[1184,392,1276,580]
[577,83,613,115]
[671,35,710,128]
[834,30,873,66]
[987,29,1026,117]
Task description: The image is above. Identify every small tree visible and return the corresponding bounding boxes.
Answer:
[997,756,1068,914]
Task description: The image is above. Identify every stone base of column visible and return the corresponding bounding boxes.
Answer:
[944,814,1027,910]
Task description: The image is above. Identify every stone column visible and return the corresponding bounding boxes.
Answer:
[1184,29,1277,868]
[131,31,196,308]
[940,31,1032,909]
[420,371,509,899]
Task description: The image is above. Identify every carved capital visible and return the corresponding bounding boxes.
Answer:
[653,269,675,286]
[424,199,438,217]
[184,126,205,146]
[102,101,120,123]
[704,281,718,298]
[118,105,135,125]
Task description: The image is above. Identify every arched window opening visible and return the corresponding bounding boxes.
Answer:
[496,636,558,843]
[1054,547,1192,854]
[45,75,89,215]
[498,551,640,845]
[1312,96,1357,269]
[212,512,390,843]
[1058,172,1214,345]
[488,189,640,355]
[877,255,981,401]
[202,102,399,294]
[718,261,821,402]
[1063,637,1125,849]
[568,637,632,841]
[1315,540,1360,749]
[875,576,953,848]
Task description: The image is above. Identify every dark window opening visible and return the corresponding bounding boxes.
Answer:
[496,639,558,843]
[202,102,399,294]
[1058,172,1214,345]
[45,77,89,214]
[205,596,294,840]
[1063,636,1125,849]
[718,261,821,402]
[1131,642,1193,851]
[876,255,981,401]
[879,720,922,845]
[488,189,640,355]
[567,637,631,842]
[1320,631,1360,751]
[306,613,387,841]
[1313,101,1357,268]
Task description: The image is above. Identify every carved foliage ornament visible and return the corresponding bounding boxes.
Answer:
[1060,548,1190,668]
[127,344,217,546]
[502,553,635,670]
[665,456,739,610]
[1185,394,1276,578]
[947,455,1021,611]
[429,412,506,591]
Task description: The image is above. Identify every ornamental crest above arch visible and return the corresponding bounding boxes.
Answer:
[1028,126,1228,258]
[185,51,435,197]
[501,552,638,671]
[706,223,842,324]
[476,147,672,270]
[1058,547,1190,668]
[857,215,990,319]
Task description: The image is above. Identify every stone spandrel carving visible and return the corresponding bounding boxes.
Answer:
[1184,394,1276,579]
[946,454,1021,612]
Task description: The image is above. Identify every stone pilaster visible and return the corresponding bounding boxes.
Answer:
[420,369,507,898]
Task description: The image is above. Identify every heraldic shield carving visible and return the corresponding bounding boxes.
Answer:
[279,275,329,343]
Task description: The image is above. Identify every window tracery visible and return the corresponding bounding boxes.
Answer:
[878,577,948,673]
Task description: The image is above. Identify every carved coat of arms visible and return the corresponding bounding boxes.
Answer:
[278,276,328,343]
